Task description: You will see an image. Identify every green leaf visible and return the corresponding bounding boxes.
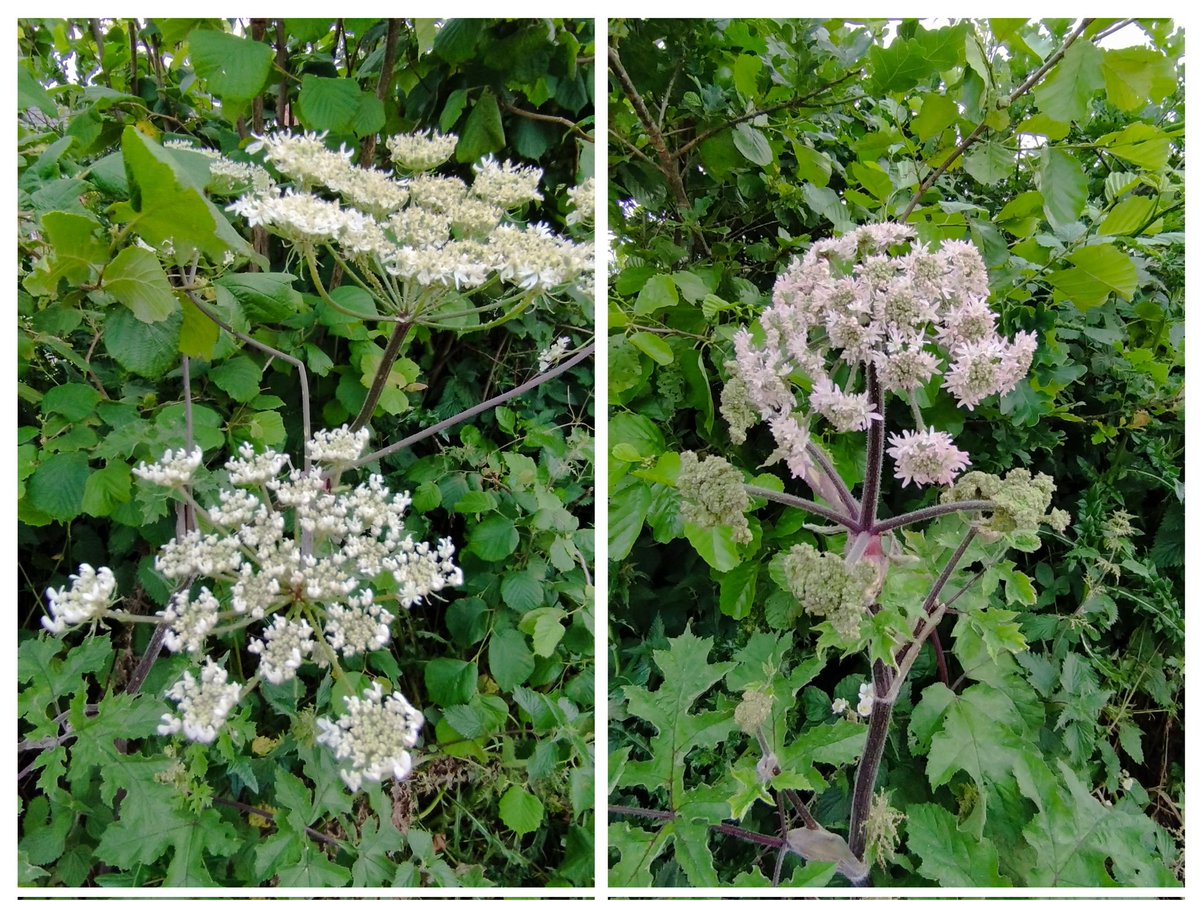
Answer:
[209,354,262,403]
[178,298,220,359]
[912,93,959,141]
[1034,39,1103,122]
[847,161,893,200]
[115,127,255,264]
[683,522,741,572]
[188,28,274,101]
[297,75,365,133]
[468,514,519,561]
[632,274,679,316]
[961,140,1014,185]
[732,123,773,166]
[501,569,545,612]
[438,88,469,132]
[498,785,544,836]
[41,382,101,423]
[24,211,106,294]
[1102,122,1172,171]
[1017,112,1071,140]
[1037,148,1086,232]
[18,61,58,116]
[926,683,1025,791]
[103,246,177,324]
[732,53,762,98]
[608,480,651,561]
[103,305,183,378]
[456,89,505,163]
[906,803,1013,886]
[1047,244,1138,310]
[791,142,831,186]
[1099,195,1155,236]
[629,331,673,365]
[27,451,90,522]
[620,627,736,802]
[488,628,534,692]
[81,460,133,517]
[433,18,487,64]
[520,607,567,657]
[868,23,966,93]
[423,658,477,706]
[216,272,303,324]
[718,560,758,620]
[1102,46,1176,112]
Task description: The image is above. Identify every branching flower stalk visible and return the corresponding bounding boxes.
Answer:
[675,222,1070,882]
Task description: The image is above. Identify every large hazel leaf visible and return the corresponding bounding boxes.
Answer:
[188,28,274,101]
[1037,148,1086,231]
[102,246,177,324]
[1033,39,1103,123]
[1047,245,1138,310]
[296,75,363,133]
[1101,46,1177,112]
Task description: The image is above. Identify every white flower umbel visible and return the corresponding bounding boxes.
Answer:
[316,681,424,791]
[132,447,203,488]
[248,615,316,684]
[162,586,221,654]
[41,564,118,634]
[538,336,573,372]
[225,443,288,485]
[307,425,370,466]
[566,178,595,227]
[386,129,458,171]
[324,589,394,658]
[158,659,242,744]
[387,537,465,608]
[471,157,543,209]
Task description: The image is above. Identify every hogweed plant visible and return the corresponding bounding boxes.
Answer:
[611,223,1095,886]
[33,127,595,807]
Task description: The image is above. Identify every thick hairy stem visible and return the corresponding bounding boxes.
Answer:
[899,18,1096,221]
[807,440,860,520]
[872,500,993,534]
[744,484,861,533]
[848,660,895,860]
[858,364,885,532]
[354,343,595,468]
[350,319,413,432]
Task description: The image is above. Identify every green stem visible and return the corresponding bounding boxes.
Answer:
[350,319,414,431]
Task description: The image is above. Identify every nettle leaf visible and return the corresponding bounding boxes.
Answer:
[905,803,1013,886]
[619,627,736,803]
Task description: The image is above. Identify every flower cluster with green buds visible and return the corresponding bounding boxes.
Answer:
[676,451,753,543]
[781,543,877,639]
[941,468,1070,537]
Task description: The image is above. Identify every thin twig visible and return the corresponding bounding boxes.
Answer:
[899,18,1096,221]
[501,102,594,143]
[353,343,595,468]
[359,19,402,168]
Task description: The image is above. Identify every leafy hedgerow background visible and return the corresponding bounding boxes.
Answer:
[18,18,594,887]
[607,18,1183,888]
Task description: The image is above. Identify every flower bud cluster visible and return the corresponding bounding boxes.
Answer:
[734,689,772,734]
[941,468,1069,536]
[316,681,424,791]
[728,223,1038,488]
[781,543,876,639]
[676,451,752,543]
[386,129,458,171]
[157,658,242,744]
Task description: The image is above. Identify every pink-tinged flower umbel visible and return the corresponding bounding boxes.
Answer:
[886,428,971,487]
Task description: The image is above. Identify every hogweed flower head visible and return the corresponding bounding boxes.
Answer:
[316,681,424,791]
[781,543,876,640]
[386,129,458,172]
[158,658,242,744]
[941,468,1068,537]
[727,223,1037,489]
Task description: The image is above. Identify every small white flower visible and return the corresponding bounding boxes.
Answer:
[857,681,876,718]
[325,590,394,658]
[162,586,221,654]
[307,426,371,466]
[537,336,572,372]
[248,615,315,684]
[831,698,849,716]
